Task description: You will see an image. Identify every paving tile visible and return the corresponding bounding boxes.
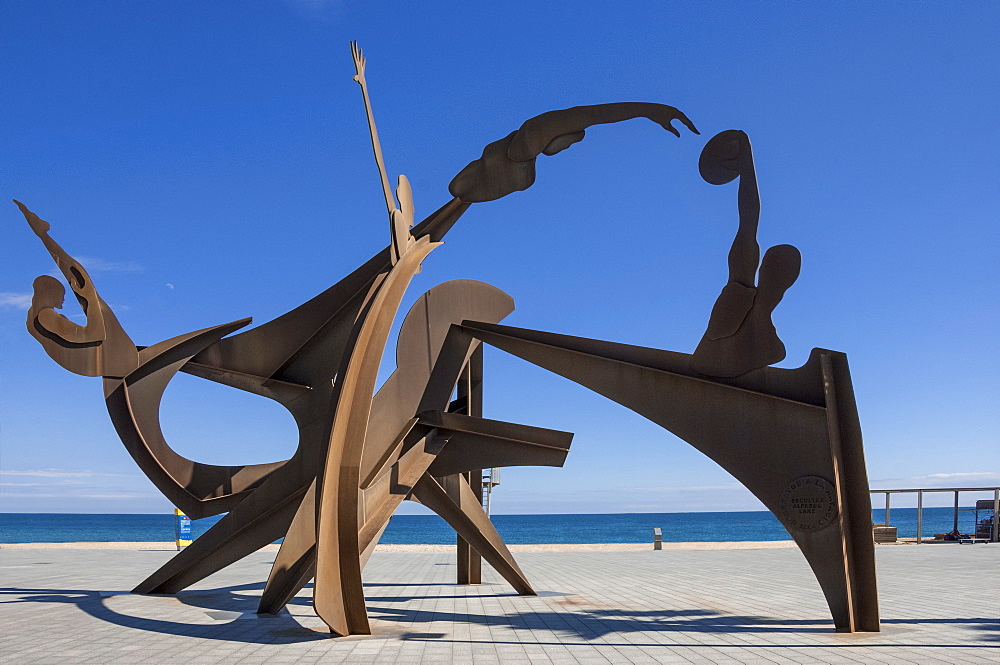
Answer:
[1,544,997,663]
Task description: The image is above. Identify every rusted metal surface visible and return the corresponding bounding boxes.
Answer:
[460,322,878,631]
[17,42,880,637]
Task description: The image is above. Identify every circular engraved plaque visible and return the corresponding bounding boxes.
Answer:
[780,476,838,533]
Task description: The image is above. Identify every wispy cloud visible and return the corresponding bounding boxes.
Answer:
[0,469,161,507]
[625,483,746,493]
[74,256,143,273]
[0,491,158,500]
[0,492,77,499]
[495,481,763,514]
[77,492,159,500]
[922,472,1000,481]
[0,292,32,309]
[871,471,1000,488]
[504,482,750,502]
[45,256,143,279]
[0,469,132,478]
[498,472,1000,514]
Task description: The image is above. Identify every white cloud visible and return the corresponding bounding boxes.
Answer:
[922,472,1000,481]
[503,482,749,502]
[0,469,131,478]
[45,256,143,279]
[0,473,158,503]
[0,292,32,309]
[0,487,158,499]
[493,481,764,514]
[73,256,143,273]
[871,471,1000,488]
[78,493,159,500]
[0,468,165,511]
[625,483,746,493]
[0,492,73,499]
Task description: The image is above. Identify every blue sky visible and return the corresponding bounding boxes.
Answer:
[1,1,997,515]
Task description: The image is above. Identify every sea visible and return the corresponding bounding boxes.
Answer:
[0,507,985,544]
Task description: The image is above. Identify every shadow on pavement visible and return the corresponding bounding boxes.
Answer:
[2,583,997,647]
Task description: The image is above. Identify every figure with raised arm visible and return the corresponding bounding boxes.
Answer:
[351,41,415,265]
[690,130,801,378]
[17,200,138,378]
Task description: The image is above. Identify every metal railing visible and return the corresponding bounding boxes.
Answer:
[869,486,1000,543]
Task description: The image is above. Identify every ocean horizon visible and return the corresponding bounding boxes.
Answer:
[0,507,984,545]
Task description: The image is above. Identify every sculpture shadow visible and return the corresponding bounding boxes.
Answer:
[0,584,324,643]
[3,583,996,647]
[369,603,835,639]
[367,603,1000,647]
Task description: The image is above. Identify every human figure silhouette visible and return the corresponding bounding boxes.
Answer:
[449,102,698,203]
[17,201,138,378]
[690,131,801,378]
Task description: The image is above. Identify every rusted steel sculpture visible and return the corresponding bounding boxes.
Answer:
[19,42,879,635]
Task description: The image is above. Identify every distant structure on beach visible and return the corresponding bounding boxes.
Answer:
[18,42,879,635]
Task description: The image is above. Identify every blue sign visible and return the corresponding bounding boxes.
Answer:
[175,508,192,549]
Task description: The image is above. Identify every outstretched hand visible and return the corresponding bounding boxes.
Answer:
[651,106,700,138]
[13,200,51,236]
[350,41,366,84]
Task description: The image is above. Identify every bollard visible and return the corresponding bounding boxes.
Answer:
[653,527,662,550]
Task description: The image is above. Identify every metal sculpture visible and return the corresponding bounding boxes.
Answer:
[18,42,879,635]
[451,122,877,632]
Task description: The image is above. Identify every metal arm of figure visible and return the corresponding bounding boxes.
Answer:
[698,131,760,340]
[724,132,761,288]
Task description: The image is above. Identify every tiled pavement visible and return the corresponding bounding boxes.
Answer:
[0,544,997,664]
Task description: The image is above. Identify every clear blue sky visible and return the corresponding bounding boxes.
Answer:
[2,1,997,514]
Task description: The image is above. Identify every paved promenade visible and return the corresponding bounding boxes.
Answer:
[1,543,997,664]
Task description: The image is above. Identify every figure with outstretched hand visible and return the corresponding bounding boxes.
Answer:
[449,102,699,203]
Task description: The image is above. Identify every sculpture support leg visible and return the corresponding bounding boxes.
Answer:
[134,482,305,595]
[455,347,484,585]
[454,473,474,585]
[412,474,534,595]
[456,471,484,585]
[315,239,439,637]
[821,353,879,632]
[258,481,318,615]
